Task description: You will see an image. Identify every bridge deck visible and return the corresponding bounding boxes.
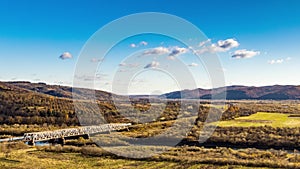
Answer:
[22,123,131,142]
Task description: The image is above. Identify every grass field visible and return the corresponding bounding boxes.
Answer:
[0,149,179,169]
[215,112,300,127]
[0,148,273,169]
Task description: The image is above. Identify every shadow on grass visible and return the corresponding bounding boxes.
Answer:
[0,157,20,163]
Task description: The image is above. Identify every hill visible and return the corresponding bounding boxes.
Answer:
[4,81,300,100]
[1,81,300,129]
[0,81,123,127]
[162,85,300,100]
[7,81,113,100]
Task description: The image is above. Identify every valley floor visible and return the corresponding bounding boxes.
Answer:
[2,142,300,169]
[0,147,277,169]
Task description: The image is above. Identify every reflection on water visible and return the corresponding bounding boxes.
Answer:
[0,137,49,146]
[32,141,50,146]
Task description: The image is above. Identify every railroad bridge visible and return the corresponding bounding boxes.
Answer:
[21,123,131,145]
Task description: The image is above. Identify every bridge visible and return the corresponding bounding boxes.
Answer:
[2,123,131,145]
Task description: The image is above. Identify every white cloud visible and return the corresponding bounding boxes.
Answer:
[130,41,148,48]
[231,49,260,59]
[130,44,137,48]
[142,47,170,56]
[217,38,239,49]
[268,59,284,64]
[197,38,239,54]
[59,52,72,60]
[199,39,211,47]
[169,46,188,57]
[141,46,188,58]
[286,57,292,61]
[188,63,198,67]
[140,41,148,46]
[144,61,160,69]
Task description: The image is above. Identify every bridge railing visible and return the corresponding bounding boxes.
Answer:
[23,123,131,142]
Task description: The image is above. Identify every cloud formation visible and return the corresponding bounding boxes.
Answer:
[267,58,291,65]
[142,47,170,56]
[268,59,284,64]
[197,38,239,54]
[140,41,148,46]
[141,46,188,58]
[130,41,148,48]
[130,44,137,48]
[231,49,260,59]
[59,52,73,60]
[199,39,211,47]
[169,46,188,57]
[216,38,239,50]
[144,61,160,69]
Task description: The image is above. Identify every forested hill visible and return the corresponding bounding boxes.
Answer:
[162,85,300,100]
[5,81,112,100]
[1,81,300,127]
[0,81,120,126]
[3,81,300,100]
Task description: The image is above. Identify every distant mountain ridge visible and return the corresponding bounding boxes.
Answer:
[2,81,300,100]
[162,85,300,100]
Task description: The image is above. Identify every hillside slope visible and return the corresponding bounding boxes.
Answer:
[162,85,300,100]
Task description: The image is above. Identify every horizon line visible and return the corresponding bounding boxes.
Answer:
[2,80,300,96]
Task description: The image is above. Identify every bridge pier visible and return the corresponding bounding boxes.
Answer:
[49,139,55,145]
[28,140,35,146]
[48,138,65,146]
[57,138,65,146]
[82,134,90,139]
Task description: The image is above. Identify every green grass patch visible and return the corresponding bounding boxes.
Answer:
[215,112,300,127]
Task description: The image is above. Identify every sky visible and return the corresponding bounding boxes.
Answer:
[0,0,300,94]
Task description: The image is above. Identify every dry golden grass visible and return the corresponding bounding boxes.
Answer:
[2,142,299,169]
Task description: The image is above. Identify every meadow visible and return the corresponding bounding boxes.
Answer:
[215,112,300,127]
[1,143,300,169]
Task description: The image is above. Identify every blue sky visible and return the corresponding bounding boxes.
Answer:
[0,0,300,94]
